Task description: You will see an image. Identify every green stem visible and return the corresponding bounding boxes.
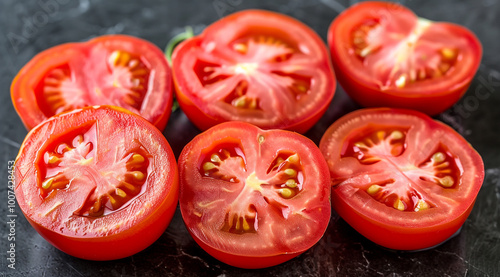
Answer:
[165,26,194,113]
[164,26,194,65]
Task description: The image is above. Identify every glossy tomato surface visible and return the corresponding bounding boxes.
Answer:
[328,1,482,115]
[11,35,173,130]
[178,122,331,268]
[14,106,179,260]
[172,10,336,133]
[319,108,484,250]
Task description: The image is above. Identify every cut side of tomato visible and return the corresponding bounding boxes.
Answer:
[319,108,484,250]
[328,2,482,115]
[172,10,336,133]
[11,35,173,130]
[178,121,331,268]
[14,106,179,260]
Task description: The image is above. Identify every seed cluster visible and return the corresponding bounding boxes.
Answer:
[40,131,150,217]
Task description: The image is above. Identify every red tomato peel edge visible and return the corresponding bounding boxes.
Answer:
[178,121,331,268]
[11,34,173,131]
[172,10,336,133]
[320,108,484,250]
[14,105,179,260]
[328,1,482,115]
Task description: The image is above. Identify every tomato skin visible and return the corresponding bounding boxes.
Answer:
[173,71,221,131]
[21,190,179,260]
[174,77,328,133]
[330,63,471,116]
[14,106,179,260]
[172,10,336,133]
[332,190,476,250]
[190,234,301,269]
[328,2,482,115]
[178,121,331,268]
[11,35,173,131]
[320,108,484,250]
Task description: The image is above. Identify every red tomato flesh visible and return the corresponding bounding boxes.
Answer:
[320,108,484,250]
[328,2,482,115]
[178,121,331,268]
[14,106,179,260]
[172,10,336,133]
[11,35,173,130]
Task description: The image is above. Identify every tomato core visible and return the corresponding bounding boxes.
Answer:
[338,124,464,213]
[37,121,152,217]
[197,142,307,235]
[34,50,151,119]
[351,16,461,90]
[192,35,314,112]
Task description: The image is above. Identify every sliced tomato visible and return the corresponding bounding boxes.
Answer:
[328,2,482,115]
[319,108,484,250]
[172,10,336,133]
[178,121,331,268]
[14,106,179,260]
[11,35,173,130]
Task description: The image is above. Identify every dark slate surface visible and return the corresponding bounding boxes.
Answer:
[1,0,499,276]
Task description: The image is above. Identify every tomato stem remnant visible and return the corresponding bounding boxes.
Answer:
[165,26,194,65]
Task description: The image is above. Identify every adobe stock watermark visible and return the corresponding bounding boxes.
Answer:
[452,68,500,119]
[6,160,17,270]
[368,1,409,23]
[213,0,243,18]
[7,0,73,54]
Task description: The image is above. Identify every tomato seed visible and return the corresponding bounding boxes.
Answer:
[210,154,221,163]
[439,176,454,187]
[390,131,403,140]
[432,152,445,163]
[203,162,217,171]
[367,184,381,195]
[394,199,405,211]
[285,179,297,188]
[284,169,296,178]
[280,188,293,198]
[115,188,127,198]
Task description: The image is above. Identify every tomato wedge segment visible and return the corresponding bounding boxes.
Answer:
[11,35,173,130]
[319,108,484,250]
[172,10,336,133]
[328,2,482,115]
[178,122,331,268]
[14,106,179,260]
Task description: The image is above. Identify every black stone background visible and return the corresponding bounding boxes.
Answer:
[0,0,499,276]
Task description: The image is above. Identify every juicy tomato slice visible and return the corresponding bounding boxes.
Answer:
[172,10,336,133]
[319,108,484,250]
[178,121,331,268]
[14,106,179,260]
[328,2,482,115]
[11,35,173,130]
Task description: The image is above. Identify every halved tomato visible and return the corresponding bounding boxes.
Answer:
[178,121,331,268]
[328,2,482,115]
[319,108,484,250]
[172,10,336,133]
[14,106,178,260]
[11,35,173,130]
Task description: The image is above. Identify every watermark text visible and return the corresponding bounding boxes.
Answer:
[213,0,243,17]
[7,0,72,54]
[6,160,16,270]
